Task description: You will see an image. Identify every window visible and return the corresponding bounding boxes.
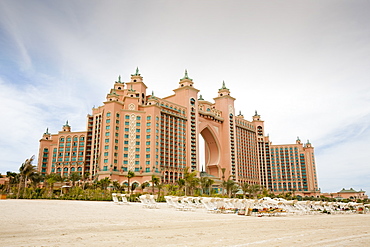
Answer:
[124,147,128,151]
[106,126,110,130]
[135,148,140,152]
[125,115,130,119]
[147,116,151,120]
[137,116,141,120]
[136,122,141,126]
[105,145,109,149]
[104,152,108,156]
[105,139,109,143]
[106,119,110,123]
[104,159,108,163]
[105,132,110,136]
[107,112,111,117]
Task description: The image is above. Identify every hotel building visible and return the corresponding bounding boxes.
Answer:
[38,69,319,194]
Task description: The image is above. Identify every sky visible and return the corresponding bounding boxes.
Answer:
[0,0,369,194]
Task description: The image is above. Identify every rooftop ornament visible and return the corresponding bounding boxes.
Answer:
[131,67,140,76]
[181,69,193,81]
[220,80,229,90]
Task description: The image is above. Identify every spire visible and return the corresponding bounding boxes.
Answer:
[307,139,311,144]
[131,67,140,76]
[220,80,228,90]
[149,90,156,99]
[254,110,259,116]
[44,128,50,135]
[180,69,193,81]
[198,94,204,100]
[297,136,301,141]
[238,110,242,116]
[118,75,121,83]
[64,120,70,127]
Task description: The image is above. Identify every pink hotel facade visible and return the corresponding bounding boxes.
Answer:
[38,69,319,194]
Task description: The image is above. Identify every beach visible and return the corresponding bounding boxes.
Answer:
[0,199,369,246]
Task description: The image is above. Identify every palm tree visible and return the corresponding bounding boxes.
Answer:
[184,168,198,196]
[69,172,81,187]
[98,177,111,190]
[112,180,122,192]
[247,184,262,199]
[199,177,214,195]
[126,171,135,194]
[240,182,250,199]
[81,172,90,190]
[165,183,178,195]
[17,156,37,198]
[141,181,150,192]
[222,179,237,197]
[45,173,62,197]
[155,182,164,198]
[29,172,43,189]
[6,171,19,193]
[150,175,160,194]
[230,184,240,198]
[176,178,185,195]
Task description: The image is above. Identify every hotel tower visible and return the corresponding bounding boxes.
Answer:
[38,69,319,194]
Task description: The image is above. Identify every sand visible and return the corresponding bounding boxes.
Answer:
[0,199,369,246]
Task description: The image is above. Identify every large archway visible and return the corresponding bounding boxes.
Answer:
[199,126,221,177]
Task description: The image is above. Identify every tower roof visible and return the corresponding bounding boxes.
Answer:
[219,80,229,90]
[131,67,140,76]
[180,69,193,81]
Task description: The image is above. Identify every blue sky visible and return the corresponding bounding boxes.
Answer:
[0,0,369,194]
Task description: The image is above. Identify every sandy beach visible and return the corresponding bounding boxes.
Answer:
[0,199,369,246]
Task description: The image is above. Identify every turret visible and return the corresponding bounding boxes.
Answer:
[179,69,194,87]
[42,128,51,140]
[62,120,71,132]
[296,136,301,144]
[217,81,231,97]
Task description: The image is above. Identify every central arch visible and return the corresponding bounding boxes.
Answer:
[200,126,221,177]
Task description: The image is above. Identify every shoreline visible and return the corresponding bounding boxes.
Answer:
[1,199,369,246]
